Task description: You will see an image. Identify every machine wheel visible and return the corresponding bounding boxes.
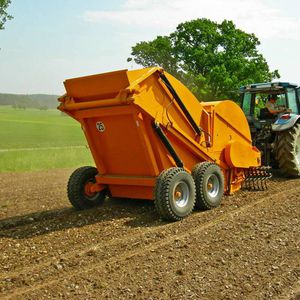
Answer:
[275,124,300,177]
[192,162,224,210]
[67,166,107,210]
[154,167,196,221]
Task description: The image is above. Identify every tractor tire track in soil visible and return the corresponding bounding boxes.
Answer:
[0,169,299,299]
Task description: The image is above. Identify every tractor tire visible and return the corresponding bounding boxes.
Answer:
[154,167,196,221]
[192,162,224,210]
[275,124,300,177]
[67,166,107,210]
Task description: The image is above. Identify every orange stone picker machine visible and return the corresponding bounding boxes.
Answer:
[58,67,271,221]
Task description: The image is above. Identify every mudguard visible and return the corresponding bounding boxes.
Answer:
[272,113,300,132]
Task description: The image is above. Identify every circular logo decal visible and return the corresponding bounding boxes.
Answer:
[96,121,105,132]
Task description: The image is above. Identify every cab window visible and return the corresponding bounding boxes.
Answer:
[287,88,299,114]
[254,95,266,119]
[275,93,287,107]
[242,92,251,116]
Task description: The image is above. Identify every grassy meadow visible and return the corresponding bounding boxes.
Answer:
[0,106,94,172]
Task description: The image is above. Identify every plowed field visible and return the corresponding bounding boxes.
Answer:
[0,170,299,299]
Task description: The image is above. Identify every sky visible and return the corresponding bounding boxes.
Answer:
[0,0,300,95]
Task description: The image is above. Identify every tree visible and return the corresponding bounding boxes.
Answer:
[0,0,12,30]
[128,19,279,101]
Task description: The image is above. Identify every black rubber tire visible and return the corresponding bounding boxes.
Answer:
[192,162,224,210]
[274,124,300,177]
[67,166,107,210]
[154,167,196,221]
[153,171,167,218]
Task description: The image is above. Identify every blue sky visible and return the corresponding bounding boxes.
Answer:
[0,0,300,94]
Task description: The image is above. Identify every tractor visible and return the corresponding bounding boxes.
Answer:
[240,82,300,177]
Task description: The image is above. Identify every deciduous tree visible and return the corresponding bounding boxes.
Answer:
[0,0,12,30]
[128,19,279,101]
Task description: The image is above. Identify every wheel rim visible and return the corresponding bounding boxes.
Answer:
[84,181,100,201]
[173,181,190,208]
[207,174,220,198]
[296,135,300,165]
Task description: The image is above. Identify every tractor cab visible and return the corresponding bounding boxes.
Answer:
[240,82,300,128]
[239,82,300,175]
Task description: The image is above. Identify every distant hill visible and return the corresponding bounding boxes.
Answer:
[0,93,60,109]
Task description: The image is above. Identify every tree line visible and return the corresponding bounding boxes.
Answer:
[0,93,59,110]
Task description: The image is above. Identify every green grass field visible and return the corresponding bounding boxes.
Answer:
[0,106,94,172]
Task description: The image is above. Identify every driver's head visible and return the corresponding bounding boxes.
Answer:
[270,95,277,103]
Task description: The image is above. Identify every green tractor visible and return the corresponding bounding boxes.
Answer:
[240,82,300,177]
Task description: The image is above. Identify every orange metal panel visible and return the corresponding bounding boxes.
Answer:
[82,106,159,177]
[64,69,129,101]
[61,97,126,110]
[109,185,154,200]
[96,175,156,187]
[75,105,133,119]
[225,142,261,168]
[132,110,160,176]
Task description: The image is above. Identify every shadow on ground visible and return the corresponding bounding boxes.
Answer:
[1,177,291,240]
[0,198,163,239]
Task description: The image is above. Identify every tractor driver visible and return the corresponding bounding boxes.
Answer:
[265,95,291,116]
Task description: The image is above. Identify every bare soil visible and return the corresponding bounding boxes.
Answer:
[0,169,299,299]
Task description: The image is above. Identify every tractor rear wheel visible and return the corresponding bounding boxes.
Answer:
[67,166,107,210]
[192,162,224,210]
[154,167,196,221]
[275,124,300,177]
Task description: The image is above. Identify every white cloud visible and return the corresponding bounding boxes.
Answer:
[82,0,300,40]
